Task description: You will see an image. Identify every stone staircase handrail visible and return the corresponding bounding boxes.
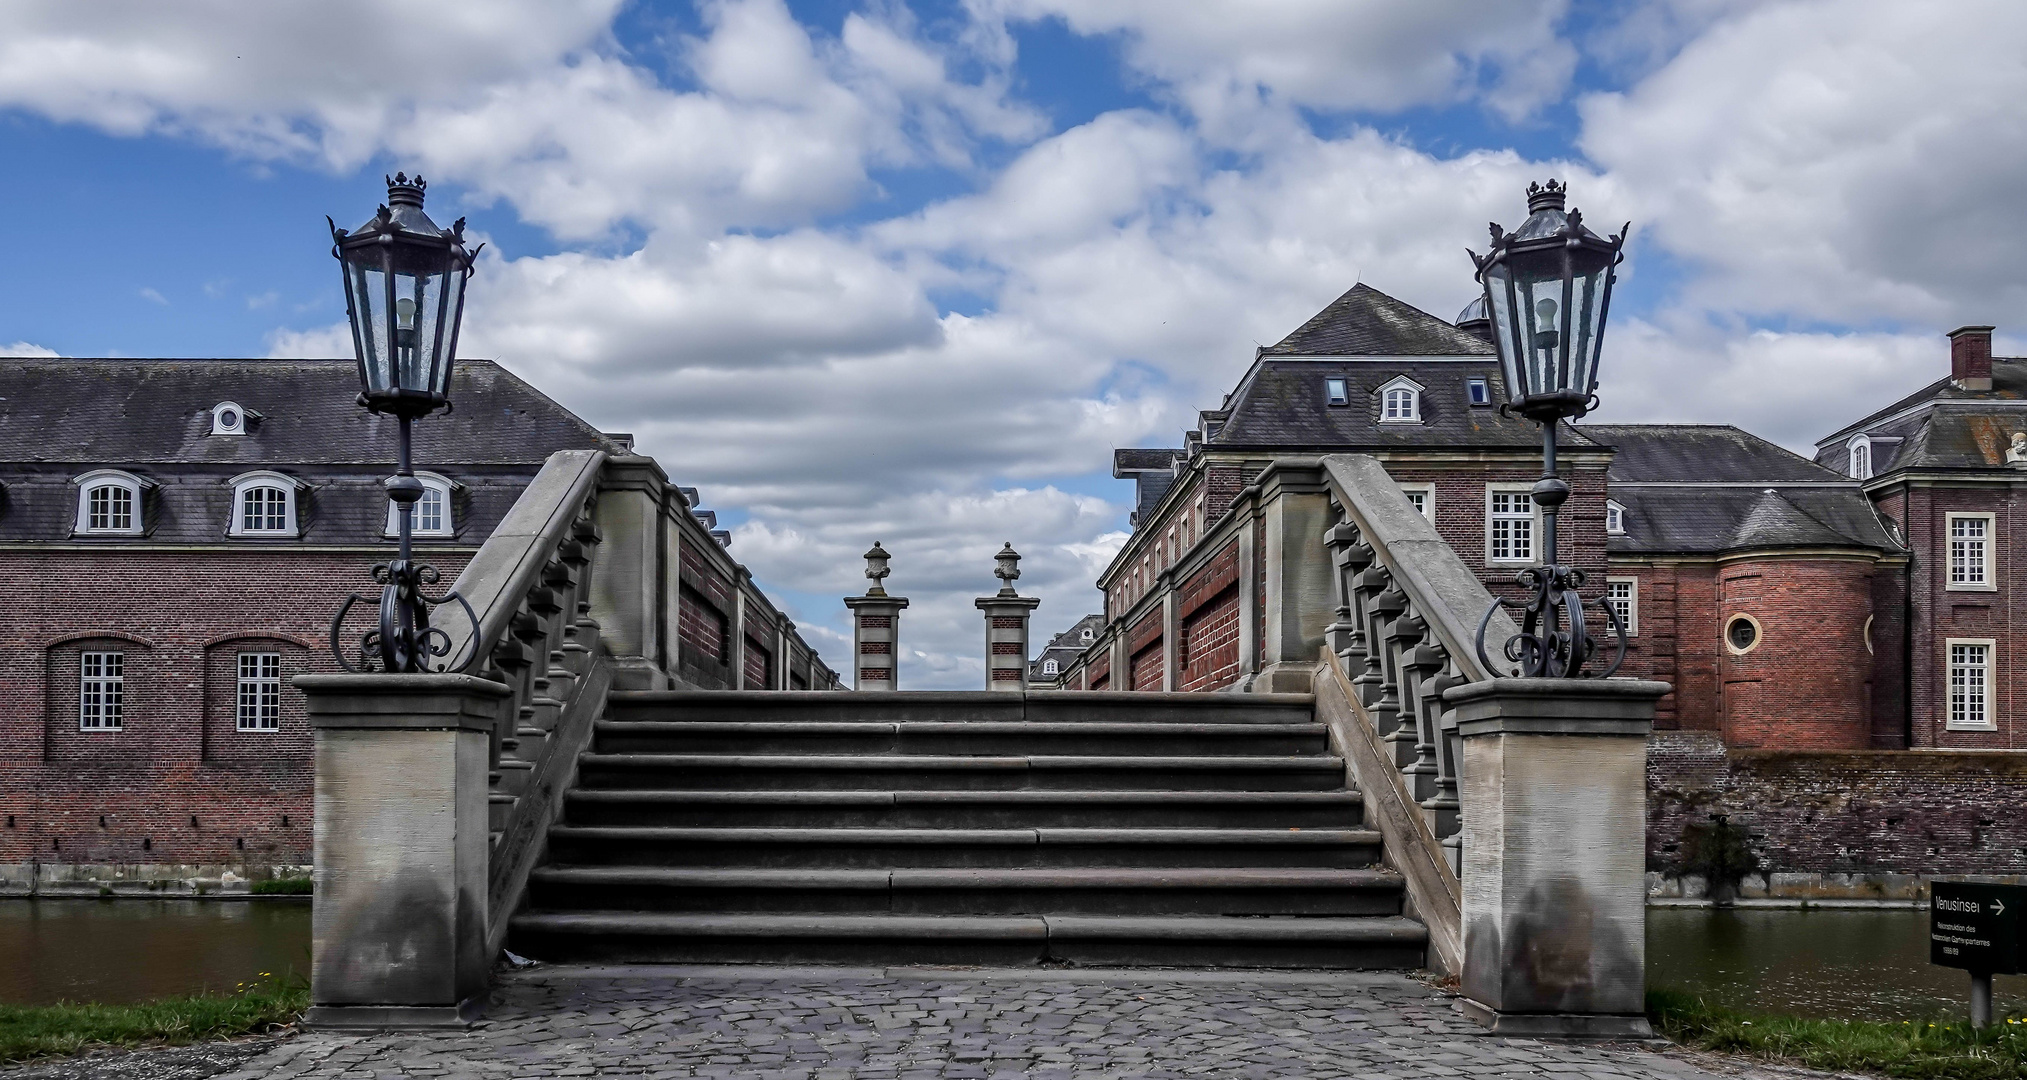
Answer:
[441,449,608,670]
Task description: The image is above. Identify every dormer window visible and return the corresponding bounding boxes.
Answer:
[1324,378,1349,406]
[1606,500,1627,535]
[1376,375,1424,424]
[1847,435,1872,480]
[1467,378,1491,406]
[210,401,258,436]
[1080,628,1095,643]
[1042,659,1059,676]
[385,472,458,538]
[73,470,153,536]
[228,471,305,538]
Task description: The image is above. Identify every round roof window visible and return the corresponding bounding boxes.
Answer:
[1725,615,1760,654]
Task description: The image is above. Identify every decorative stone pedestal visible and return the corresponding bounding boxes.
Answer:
[844,542,909,690]
[976,543,1040,691]
[1443,677,1669,1038]
[296,673,511,1028]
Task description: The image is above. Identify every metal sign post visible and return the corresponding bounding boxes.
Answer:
[1929,880,2025,1028]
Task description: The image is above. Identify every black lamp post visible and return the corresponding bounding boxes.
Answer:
[1468,180,1631,678]
[327,173,482,673]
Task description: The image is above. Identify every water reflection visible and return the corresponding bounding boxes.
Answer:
[1649,907,2027,1021]
[0,899,310,1006]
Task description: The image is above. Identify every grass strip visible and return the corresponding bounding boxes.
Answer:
[0,976,306,1064]
[1650,988,2027,1079]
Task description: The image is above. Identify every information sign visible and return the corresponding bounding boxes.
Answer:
[1930,881,2025,974]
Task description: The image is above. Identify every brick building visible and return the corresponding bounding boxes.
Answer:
[0,357,832,890]
[1049,284,2024,756]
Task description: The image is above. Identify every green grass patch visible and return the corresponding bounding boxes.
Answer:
[1650,987,2027,1079]
[248,877,312,895]
[0,974,306,1064]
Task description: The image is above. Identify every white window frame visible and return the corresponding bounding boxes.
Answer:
[1486,485,1538,564]
[1324,377,1350,407]
[210,401,250,436]
[1376,375,1424,424]
[1397,482,1436,524]
[1946,512,1996,591]
[1041,659,1059,676]
[1080,628,1095,643]
[384,472,459,538]
[79,651,124,731]
[1946,637,1997,731]
[236,652,282,732]
[1605,576,1639,637]
[1467,377,1492,406]
[1847,435,1872,480]
[228,471,305,539]
[1606,500,1627,535]
[73,469,152,536]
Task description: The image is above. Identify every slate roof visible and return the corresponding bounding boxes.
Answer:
[1212,360,1591,451]
[1582,425,1897,557]
[1262,284,1494,357]
[1812,359,2027,474]
[1030,614,1106,679]
[0,358,618,546]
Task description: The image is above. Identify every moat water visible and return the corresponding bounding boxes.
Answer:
[4,899,2025,1018]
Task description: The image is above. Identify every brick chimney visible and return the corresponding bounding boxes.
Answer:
[1950,325,1995,391]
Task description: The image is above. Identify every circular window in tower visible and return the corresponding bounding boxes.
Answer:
[1724,614,1761,655]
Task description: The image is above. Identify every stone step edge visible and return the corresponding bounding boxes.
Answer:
[510,912,1426,944]
[578,754,1346,771]
[546,826,1383,846]
[527,866,1404,889]
[594,721,1327,736]
[563,789,1365,805]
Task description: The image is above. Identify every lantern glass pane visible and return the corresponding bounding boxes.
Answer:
[1512,261,1566,397]
[391,268,434,394]
[1482,261,1525,404]
[347,259,393,394]
[1568,255,1613,397]
[431,266,466,397]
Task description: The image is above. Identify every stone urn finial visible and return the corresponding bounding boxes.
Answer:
[993,542,1022,596]
[863,542,892,595]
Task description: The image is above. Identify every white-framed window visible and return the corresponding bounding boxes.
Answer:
[1376,375,1424,423]
[1467,377,1492,406]
[1847,435,1872,480]
[73,469,151,536]
[1486,487,1536,563]
[1042,659,1059,676]
[1324,377,1349,406]
[1080,628,1095,643]
[384,472,458,538]
[1606,500,1627,535]
[228,471,304,538]
[1947,513,1995,590]
[1947,638,1996,731]
[1605,577,1639,636]
[236,652,282,731]
[79,651,124,730]
[210,401,252,436]
[1397,482,1436,524]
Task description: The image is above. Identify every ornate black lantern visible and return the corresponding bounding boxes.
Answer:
[326,174,479,674]
[1468,180,1631,678]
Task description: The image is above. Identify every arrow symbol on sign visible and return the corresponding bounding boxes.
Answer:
[1996,898,2008,916]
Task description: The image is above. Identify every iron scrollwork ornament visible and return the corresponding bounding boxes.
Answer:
[330,558,480,674]
[1473,564,1626,679]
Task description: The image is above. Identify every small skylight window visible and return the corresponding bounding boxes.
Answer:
[211,401,255,436]
[1324,378,1349,406]
[1606,500,1627,535]
[1467,378,1491,406]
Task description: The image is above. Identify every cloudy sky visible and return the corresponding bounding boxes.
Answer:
[2,0,2021,686]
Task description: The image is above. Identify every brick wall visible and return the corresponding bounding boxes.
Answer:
[1649,732,2027,876]
[0,547,473,869]
[1887,484,2027,749]
[1176,541,1240,692]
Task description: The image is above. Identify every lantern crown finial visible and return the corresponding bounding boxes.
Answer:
[386,172,427,208]
[1526,178,1566,213]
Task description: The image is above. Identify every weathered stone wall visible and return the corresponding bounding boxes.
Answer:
[1648,731,2027,897]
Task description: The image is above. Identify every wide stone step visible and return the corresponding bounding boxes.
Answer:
[591,721,1331,757]
[603,690,1318,727]
[506,911,1427,968]
[573,754,1347,792]
[542,826,1384,869]
[561,789,1366,829]
[524,865,1405,916]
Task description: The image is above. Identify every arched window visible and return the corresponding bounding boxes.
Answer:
[1376,375,1425,423]
[72,470,152,536]
[1847,435,1872,480]
[228,472,304,538]
[1606,500,1627,535]
[385,472,459,538]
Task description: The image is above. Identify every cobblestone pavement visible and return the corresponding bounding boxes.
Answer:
[152,966,1809,1080]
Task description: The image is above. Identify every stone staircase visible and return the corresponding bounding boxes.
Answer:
[508,691,1427,968]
